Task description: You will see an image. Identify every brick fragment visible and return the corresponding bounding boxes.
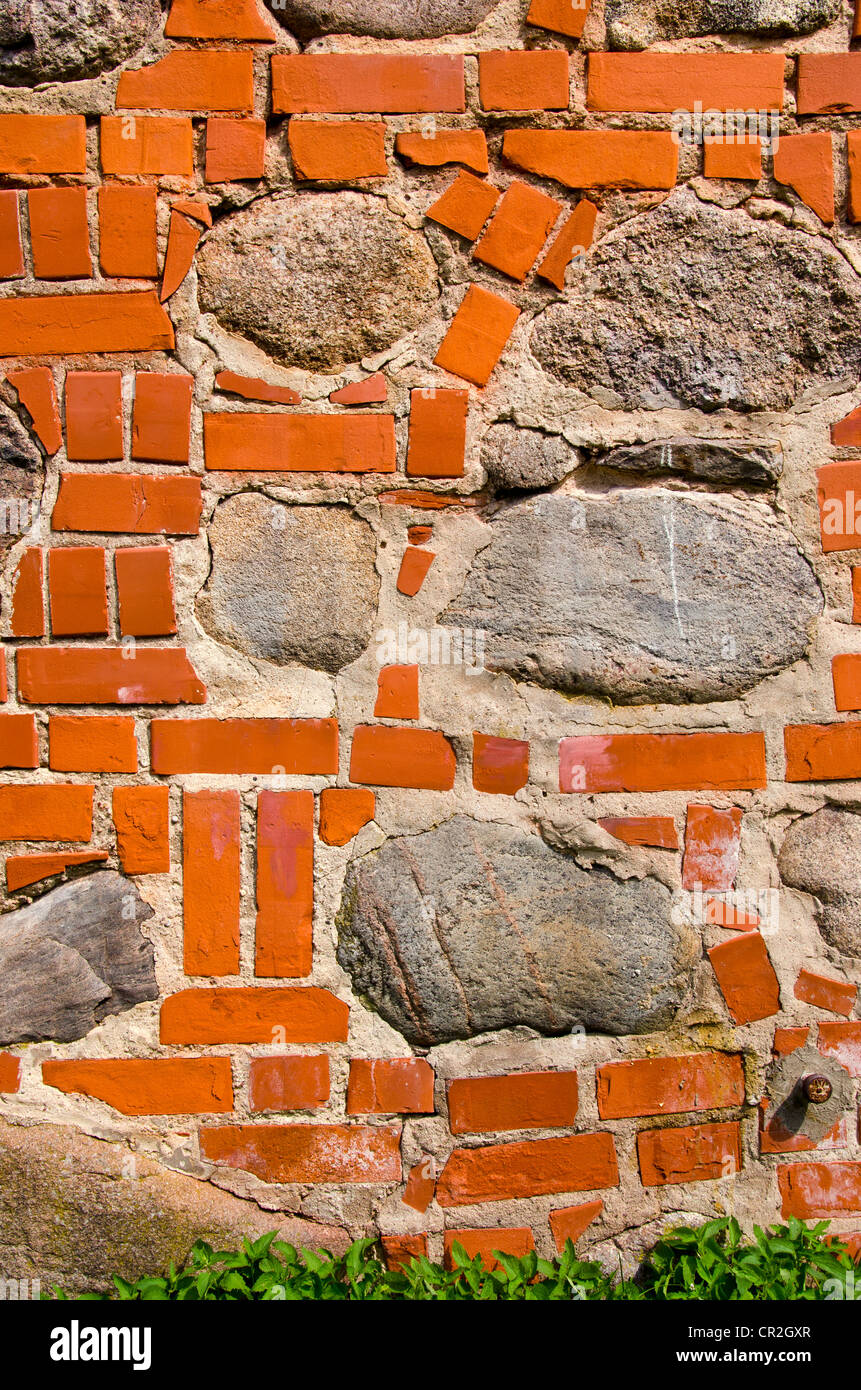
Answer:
[203,412,397,472]
[527,0,592,39]
[435,285,520,387]
[832,653,861,712]
[115,785,170,876]
[0,714,38,770]
[426,171,500,240]
[472,734,529,796]
[183,790,240,975]
[708,932,781,1024]
[0,1055,21,1093]
[248,1056,330,1112]
[53,474,201,535]
[97,185,158,280]
[598,816,678,849]
[549,1200,603,1251]
[201,1123,401,1183]
[396,547,435,596]
[785,721,861,782]
[503,129,679,190]
[0,785,93,842]
[773,132,834,223]
[205,118,266,183]
[256,790,314,979]
[396,129,488,173]
[350,726,456,790]
[289,119,387,180]
[49,716,137,773]
[407,388,468,478]
[28,188,92,280]
[703,138,762,180]
[0,292,173,357]
[160,210,202,302]
[474,179,562,282]
[318,788,375,846]
[6,367,62,454]
[478,49,570,112]
[560,731,766,793]
[774,1026,810,1058]
[117,50,255,112]
[6,852,108,892]
[588,52,784,113]
[832,402,861,445]
[779,1161,861,1218]
[165,0,278,39]
[819,1021,861,1076]
[798,54,861,113]
[596,1053,744,1120]
[161,987,349,1044]
[408,526,433,545]
[375,666,419,720]
[0,191,23,278]
[347,1058,435,1116]
[437,1133,619,1205]
[214,371,300,405]
[382,1234,427,1270]
[18,648,206,706]
[151,718,338,775]
[759,1098,842,1154]
[115,547,176,637]
[444,1229,535,1270]
[272,53,465,115]
[100,116,194,177]
[537,197,597,290]
[681,804,742,891]
[10,548,45,638]
[48,547,108,637]
[0,115,86,174]
[42,1057,233,1116]
[448,1070,578,1134]
[703,895,760,929]
[638,1121,741,1186]
[402,1160,435,1213]
[849,132,861,222]
[795,968,857,1018]
[330,374,387,406]
[820,460,861,553]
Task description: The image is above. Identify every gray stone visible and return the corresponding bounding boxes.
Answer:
[0,872,157,1045]
[481,423,579,491]
[198,193,439,373]
[607,0,838,47]
[0,402,42,552]
[198,493,379,674]
[0,0,162,86]
[336,816,698,1047]
[532,189,861,413]
[596,438,782,488]
[265,0,498,39]
[442,490,821,704]
[779,808,861,956]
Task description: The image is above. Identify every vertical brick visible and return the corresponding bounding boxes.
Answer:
[98,186,159,279]
[406,388,468,478]
[184,790,240,976]
[0,714,38,770]
[818,460,861,552]
[681,805,743,891]
[638,1121,741,1186]
[28,187,92,279]
[849,131,861,222]
[396,547,435,596]
[818,1021,861,1076]
[65,372,124,462]
[160,209,202,302]
[115,547,176,637]
[248,1055,330,1112]
[100,115,194,177]
[49,715,137,773]
[205,117,266,182]
[708,932,781,1024]
[0,1054,21,1093]
[403,1160,436,1213]
[113,786,170,875]
[132,373,193,463]
[448,1070,578,1134]
[48,547,108,637]
[0,190,23,278]
[478,50,570,112]
[10,548,45,639]
[318,787,375,846]
[831,654,861,712]
[375,665,420,720]
[255,790,314,979]
[435,285,520,387]
[472,734,529,796]
[347,1058,435,1115]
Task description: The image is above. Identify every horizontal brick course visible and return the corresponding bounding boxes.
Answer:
[160,987,349,1044]
[49,716,137,773]
[42,1058,233,1115]
[349,726,456,790]
[53,474,202,536]
[560,731,767,794]
[18,648,206,706]
[271,53,465,115]
[0,785,93,842]
[436,1133,619,1206]
[503,129,679,190]
[200,1123,402,1183]
[448,1070,578,1134]
[203,412,397,473]
[587,52,784,113]
[638,1120,741,1186]
[596,1053,744,1121]
[0,292,174,358]
[151,718,338,775]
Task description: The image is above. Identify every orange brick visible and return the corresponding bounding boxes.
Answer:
[408,526,433,544]
[396,547,435,595]
[347,1059,435,1115]
[0,190,23,278]
[330,373,388,406]
[42,1057,233,1116]
[478,49,569,112]
[214,371,300,405]
[0,714,38,770]
[448,1071,578,1135]
[426,170,500,240]
[0,114,85,174]
[403,1159,436,1213]
[132,373,193,463]
[115,547,176,637]
[849,132,861,222]
[0,1055,21,1093]
[437,1133,619,1206]
[435,285,520,387]
[256,790,314,979]
[759,1098,843,1155]
[289,120,387,180]
[703,895,760,930]
[774,1026,810,1058]
[350,725,456,790]
[318,788,375,846]
[549,1199,603,1251]
[708,932,781,1024]
[798,54,861,113]
[819,1021,861,1076]
[248,1055,330,1112]
[165,0,278,39]
[638,1120,741,1186]
[53,474,201,535]
[203,412,397,473]
[6,852,108,892]
[588,52,784,113]
[598,816,679,849]
[560,731,766,794]
[65,372,123,462]
[472,734,529,795]
[375,666,420,720]
[779,1161,861,1218]
[407,389,468,478]
[833,653,861,711]
[48,547,108,637]
[382,1234,428,1270]
[200,1123,401,1183]
[597,1053,744,1121]
[100,115,194,177]
[854,569,861,622]
[0,291,174,358]
[773,132,834,223]
[474,178,562,282]
[183,790,240,975]
[49,715,137,773]
[444,1228,534,1270]
[0,648,7,701]
[527,0,592,39]
[795,968,857,1017]
[10,548,45,638]
[272,53,465,115]
[703,138,762,180]
[18,648,205,706]
[0,785,93,842]
[682,804,742,892]
[117,50,254,113]
[395,129,488,173]
[28,187,91,280]
[205,118,266,182]
[503,128,679,190]
[161,986,349,1044]
[98,185,158,280]
[832,404,861,446]
[114,786,170,876]
[537,197,597,290]
[151,718,338,775]
[160,209,202,302]
[785,721,861,781]
[6,367,62,454]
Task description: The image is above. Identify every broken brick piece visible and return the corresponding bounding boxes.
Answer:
[426,170,500,240]
[10,548,44,639]
[598,816,679,849]
[795,968,857,1018]
[527,0,592,40]
[396,129,488,174]
[681,804,743,892]
[537,197,598,290]
[329,374,387,406]
[473,734,529,795]
[375,666,420,720]
[318,788,375,846]
[773,131,835,224]
[444,1229,535,1270]
[214,371,300,406]
[165,0,278,40]
[6,367,62,454]
[549,1199,603,1251]
[708,932,781,1025]
[6,852,109,893]
[396,546,435,596]
[160,210,202,303]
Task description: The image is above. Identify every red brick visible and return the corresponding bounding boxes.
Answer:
[48,547,108,637]
[403,1159,436,1213]
[537,197,597,290]
[759,1098,843,1155]
[795,968,857,1017]
[6,852,108,892]
[214,371,300,406]
[426,171,500,240]
[598,816,679,849]
[375,666,420,720]
[0,1054,20,1094]
[205,118,266,183]
[818,459,861,551]
[703,895,760,929]
[10,548,44,638]
[472,734,529,796]
[681,804,742,891]
[407,389,468,479]
[28,187,92,280]
[708,932,781,1025]
[114,785,170,876]
[478,49,569,112]
[437,1133,619,1206]
[347,1059,435,1115]
[19,646,205,706]
[272,53,465,115]
[330,374,387,406]
[50,716,137,773]
[819,1021,861,1076]
[779,1161,861,1218]
[53,474,201,535]
[0,648,6,701]
[115,547,176,638]
[350,726,456,790]
[773,132,834,223]
[832,403,861,445]
[100,115,194,177]
[396,129,488,174]
[248,1056,330,1112]
[0,714,38,770]
[785,721,861,782]
[527,0,592,39]
[318,788,375,846]
[408,526,433,545]
[597,1053,744,1121]
[703,137,762,181]
[849,131,861,222]
[204,412,397,473]
[798,54,861,113]
[0,115,86,175]
[444,1228,534,1270]
[397,547,436,596]
[549,1199,603,1251]
[161,986,349,1044]
[289,119,387,181]
[201,1122,401,1183]
[0,190,23,278]
[435,285,520,387]
[6,367,62,454]
[380,490,479,510]
[638,1121,741,1186]
[98,186,159,279]
[853,568,861,622]
[474,179,562,282]
[0,785,93,842]
[382,1234,428,1270]
[503,128,679,191]
[774,1026,810,1058]
[117,50,254,113]
[160,209,202,303]
[256,790,314,979]
[42,1057,233,1116]
[560,731,766,794]
[132,373,193,464]
[448,1070,578,1135]
[151,717,337,775]
[832,654,861,712]
[588,52,784,113]
[65,372,123,462]
[183,790,240,975]
[165,0,278,39]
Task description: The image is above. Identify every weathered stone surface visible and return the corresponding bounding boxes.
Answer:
[198,193,439,373]
[481,423,579,492]
[198,494,379,674]
[0,872,157,1045]
[337,816,698,1047]
[0,0,162,85]
[442,490,821,704]
[596,438,782,488]
[532,190,861,412]
[0,402,42,552]
[265,0,498,38]
[779,808,861,956]
[0,1118,348,1294]
[765,1043,852,1145]
[607,0,838,47]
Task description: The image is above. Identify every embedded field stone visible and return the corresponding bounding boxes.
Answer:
[778,808,861,956]
[197,192,439,373]
[198,493,379,674]
[265,0,499,38]
[337,816,698,1047]
[481,423,579,491]
[442,490,821,704]
[0,0,162,85]
[531,189,861,412]
[0,871,157,1045]
[0,402,42,551]
[595,438,782,487]
[607,0,838,47]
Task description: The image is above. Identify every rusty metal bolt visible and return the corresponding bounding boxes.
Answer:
[800,1074,833,1105]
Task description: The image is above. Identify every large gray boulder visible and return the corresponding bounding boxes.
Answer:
[532,190,861,412]
[198,192,439,373]
[337,817,698,1046]
[779,808,861,956]
[264,0,498,38]
[0,0,162,85]
[198,494,379,674]
[442,490,821,705]
[607,0,838,47]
